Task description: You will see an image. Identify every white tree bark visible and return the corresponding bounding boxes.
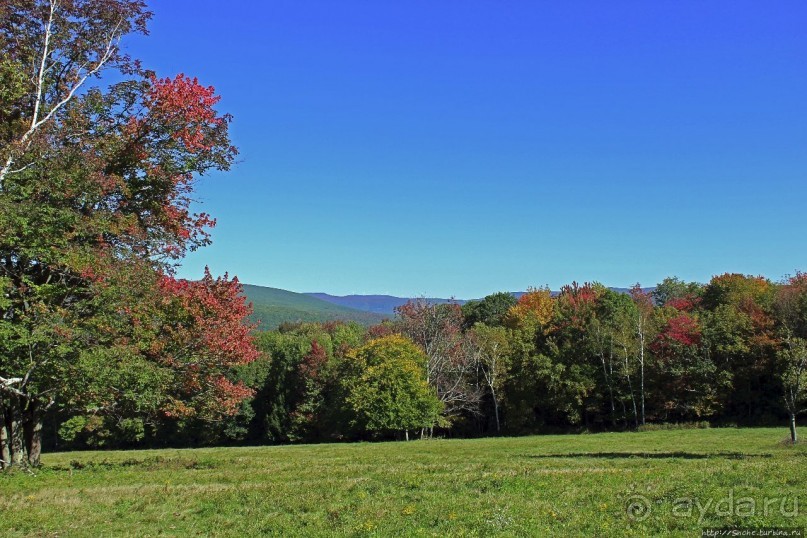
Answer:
[0,1,123,189]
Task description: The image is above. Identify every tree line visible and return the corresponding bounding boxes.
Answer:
[50,274,807,451]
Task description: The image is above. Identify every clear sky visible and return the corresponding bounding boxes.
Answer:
[128,1,806,298]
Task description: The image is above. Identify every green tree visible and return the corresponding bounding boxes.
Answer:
[462,292,517,327]
[774,274,807,443]
[776,338,807,443]
[652,277,703,308]
[549,282,604,427]
[338,335,441,439]
[471,324,511,432]
[593,289,641,428]
[252,328,331,443]
[700,274,778,424]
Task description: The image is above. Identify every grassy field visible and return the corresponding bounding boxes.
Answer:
[1,428,805,537]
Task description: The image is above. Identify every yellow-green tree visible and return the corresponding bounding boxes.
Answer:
[339,335,441,439]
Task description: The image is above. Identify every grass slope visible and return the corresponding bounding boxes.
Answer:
[2,428,805,536]
[242,284,387,330]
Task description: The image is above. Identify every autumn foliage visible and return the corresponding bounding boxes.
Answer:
[152,269,259,418]
[504,287,554,329]
[0,0,256,467]
[652,314,702,353]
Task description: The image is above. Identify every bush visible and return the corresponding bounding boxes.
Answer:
[637,421,711,432]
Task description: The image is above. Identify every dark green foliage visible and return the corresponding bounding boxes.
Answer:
[652,277,703,307]
[461,292,517,327]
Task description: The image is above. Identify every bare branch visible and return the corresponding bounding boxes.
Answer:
[0,376,27,398]
[7,162,37,175]
[31,0,58,131]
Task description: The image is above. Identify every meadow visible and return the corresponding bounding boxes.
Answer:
[1,428,805,537]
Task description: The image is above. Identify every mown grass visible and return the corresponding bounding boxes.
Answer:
[1,428,805,537]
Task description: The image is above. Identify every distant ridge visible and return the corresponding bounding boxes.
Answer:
[242,284,387,330]
[305,293,465,316]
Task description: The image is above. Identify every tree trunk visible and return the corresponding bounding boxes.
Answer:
[639,334,646,426]
[492,390,500,433]
[23,402,42,466]
[619,399,627,429]
[623,346,639,429]
[405,429,409,441]
[600,355,616,428]
[0,404,10,469]
[789,413,798,444]
[9,406,24,466]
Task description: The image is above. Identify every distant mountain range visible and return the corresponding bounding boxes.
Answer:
[244,284,654,329]
[305,293,466,315]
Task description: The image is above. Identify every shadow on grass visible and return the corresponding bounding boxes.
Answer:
[518,451,773,460]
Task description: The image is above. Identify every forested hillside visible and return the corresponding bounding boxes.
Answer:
[306,293,464,315]
[244,285,387,329]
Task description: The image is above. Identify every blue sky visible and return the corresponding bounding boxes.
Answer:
[129,1,806,298]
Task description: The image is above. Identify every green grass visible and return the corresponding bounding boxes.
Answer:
[243,284,387,330]
[1,428,805,536]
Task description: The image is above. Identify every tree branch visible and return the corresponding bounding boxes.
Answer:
[0,376,27,398]
[0,12,124,189]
